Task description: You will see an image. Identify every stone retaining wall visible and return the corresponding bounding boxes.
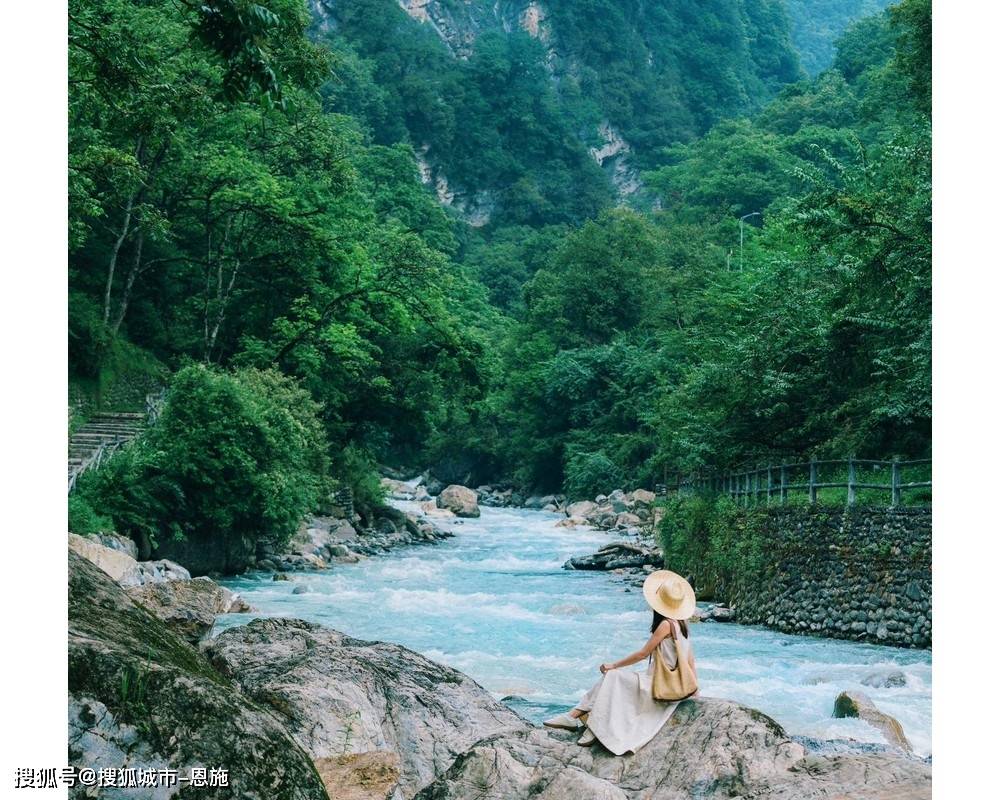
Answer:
[723,506,931,648]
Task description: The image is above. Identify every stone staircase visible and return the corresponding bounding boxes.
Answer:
[68,412,146,492]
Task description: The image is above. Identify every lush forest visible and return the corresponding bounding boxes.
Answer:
[785,0,894,74]
[69,0,930,547]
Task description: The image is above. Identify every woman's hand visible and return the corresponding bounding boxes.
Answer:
[599,662,616,674]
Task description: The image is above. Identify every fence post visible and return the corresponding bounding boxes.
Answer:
[766,466,773,505]
[891,459,901,507]
[780,464,787,504]
[847,457,856,506]
[808,458,818,504]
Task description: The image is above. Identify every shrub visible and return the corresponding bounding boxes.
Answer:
[655,494,766,602]
[81,364,330,571]
[331,444,385,514]
[563,450,625,500]
[655,493,716,576]
[68,493,115,536]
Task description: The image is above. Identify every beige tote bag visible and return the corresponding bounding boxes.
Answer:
[651,620,698,702]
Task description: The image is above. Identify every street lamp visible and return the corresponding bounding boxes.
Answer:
[739,212,761,271]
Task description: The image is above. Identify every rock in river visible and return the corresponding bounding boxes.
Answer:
[833,691,913,752]
[861,668,908,688]
[436,484,481,518]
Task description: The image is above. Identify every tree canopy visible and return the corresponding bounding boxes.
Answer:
[70,0,931,511]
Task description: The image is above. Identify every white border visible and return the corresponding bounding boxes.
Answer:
[0,2,69,797]
[0,0,995,796]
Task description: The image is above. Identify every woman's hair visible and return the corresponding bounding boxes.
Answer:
[651,610,688,638]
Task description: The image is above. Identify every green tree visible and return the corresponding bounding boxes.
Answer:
[78,365,330,573]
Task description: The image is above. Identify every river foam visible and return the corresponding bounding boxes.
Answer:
[218,502,932,756]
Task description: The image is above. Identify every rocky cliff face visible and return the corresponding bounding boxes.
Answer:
[394,1,553,59]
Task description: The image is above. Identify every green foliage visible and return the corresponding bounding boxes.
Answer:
[332,444,386,514]
[563,451,626,501]
[68,494,116,536]
[69,0,931,514]
[474,0,930,492]
[79,365,330,555]
[655,495,766,600]
[69,0,497,503]
[785,0,892,75]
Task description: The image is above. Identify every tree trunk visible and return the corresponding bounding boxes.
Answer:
[102,137,144,326]
[109,230,145,337]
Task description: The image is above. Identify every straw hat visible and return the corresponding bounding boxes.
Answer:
[642,570,696,620]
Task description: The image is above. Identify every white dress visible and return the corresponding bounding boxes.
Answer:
[575,627,692,755]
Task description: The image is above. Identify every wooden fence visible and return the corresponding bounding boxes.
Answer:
[656,458,931,507]
[68,438,129,494]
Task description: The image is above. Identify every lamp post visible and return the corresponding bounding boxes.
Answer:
[739,212,761,271]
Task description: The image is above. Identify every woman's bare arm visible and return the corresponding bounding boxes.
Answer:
[600,621,673,673]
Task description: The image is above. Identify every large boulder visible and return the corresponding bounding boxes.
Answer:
[564,542,659,571]
[631,489,656,507]
[382,477,420,501]
[420,500,456,519]
[414,698,930,800]
[833,691,913,752]
[68,533,141,584]
[68,550,327,800]
[92,531,139,559]
[565,500,597,519]
[68,533,191,587]
[126,576,253,643]
[285,516,363,564]
[436,485,481,518]
[202,618,525,798]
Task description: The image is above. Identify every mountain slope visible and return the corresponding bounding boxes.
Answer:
[312,0,803,226]
[785,0,894,74]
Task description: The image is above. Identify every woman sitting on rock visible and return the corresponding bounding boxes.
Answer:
[543,570,699,753]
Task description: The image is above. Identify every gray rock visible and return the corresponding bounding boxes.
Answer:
[563,542,658,572]
[708,605,735,623]
[861,669,908,689]
[202,618,525,798]
[631,489,656,506]
[126,576,253,643]
[68,550,327,800]
[436,485,481,518]
[415,698,929,800]
[833,691,912,752]
[93,532,139,560]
